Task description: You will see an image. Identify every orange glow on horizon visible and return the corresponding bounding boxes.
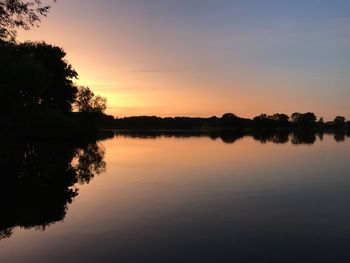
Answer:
[16,1,350,121]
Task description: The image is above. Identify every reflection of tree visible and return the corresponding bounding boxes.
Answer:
[0,139,106,240]
[252,130,289,144]
[75,143,106,184]
[113,130,346,145]
[220,132,244,144]
[334,132,346,142]
[318,132,324,141]
[291,131,316,145]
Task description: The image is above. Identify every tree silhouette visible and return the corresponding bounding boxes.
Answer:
[253,114,268,121]
[270,113,289,122]
[0,0,56,41]
[221,113,238,120]
[0,41,78,118]
[253,114,276,128]
[334,116,346,128]
[0,2,109,137]
[221,113,248,128]
[290,113,302,123]
[75,86,107,114]
[291,112,317,126]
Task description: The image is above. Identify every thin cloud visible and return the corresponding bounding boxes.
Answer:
[126,64,237,74]
[127,68,183,73]
[89,85,133,92]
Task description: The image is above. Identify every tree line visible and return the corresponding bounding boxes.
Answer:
[98,112,349,132]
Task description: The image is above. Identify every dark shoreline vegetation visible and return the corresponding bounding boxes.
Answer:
[0,40,107,139]
[98,113,350,134]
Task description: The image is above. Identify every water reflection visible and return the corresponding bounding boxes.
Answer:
[110,130,348,145]
[0,131,349,262]
[1,130,347,240]
[0,139,108,240]
[334,131,346,142]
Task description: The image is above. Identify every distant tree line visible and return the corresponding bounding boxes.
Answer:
[98,112,349,132]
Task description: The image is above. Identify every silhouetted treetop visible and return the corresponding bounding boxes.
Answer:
[0,40,110,138]
[334,116,346,127]
[222,113,238,120]
[0,0,56,41]
[291,112,317,126]
[75,86,107,114]
[1,41,78,116]
[270,113,289,122]
[253,114,268,122]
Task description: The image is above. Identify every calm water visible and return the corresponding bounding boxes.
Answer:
[1,132,350,263]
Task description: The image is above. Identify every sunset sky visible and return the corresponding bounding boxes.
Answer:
[18,0,350,120]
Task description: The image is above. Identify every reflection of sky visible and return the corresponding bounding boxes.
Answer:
[19,0,350,119]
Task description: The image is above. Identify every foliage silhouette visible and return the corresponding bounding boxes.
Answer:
[0,0,55,41]
[291,112,317,126]
[75,86,107,114]
[1,41,77,113]
[334,116,346,128]
[253,114,277,129]
[0,41,107,138]
[101,112,348,135]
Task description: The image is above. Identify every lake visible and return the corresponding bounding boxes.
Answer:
[1,131,350,262]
